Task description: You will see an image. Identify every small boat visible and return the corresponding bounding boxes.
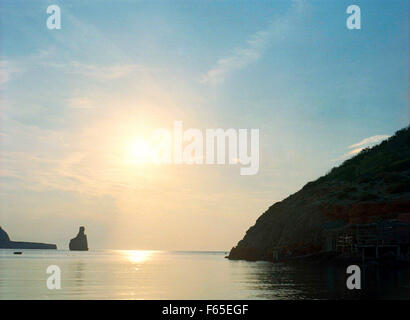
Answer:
[13,251,22,255]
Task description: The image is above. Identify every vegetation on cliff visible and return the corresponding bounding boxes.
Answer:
[229,126,410,261]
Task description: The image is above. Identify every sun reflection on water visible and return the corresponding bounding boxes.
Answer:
[121,250,156,264]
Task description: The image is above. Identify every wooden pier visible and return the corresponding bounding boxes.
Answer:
[333,219,410,260]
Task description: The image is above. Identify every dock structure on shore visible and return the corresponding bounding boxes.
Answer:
[269,215,410,263]
[329,217,410,261]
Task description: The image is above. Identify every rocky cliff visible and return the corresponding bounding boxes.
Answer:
[69,226,88,251]
[0,226,57,249]
[229,126,410,261]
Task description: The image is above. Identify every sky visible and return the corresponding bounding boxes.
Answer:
[0,0,408,250]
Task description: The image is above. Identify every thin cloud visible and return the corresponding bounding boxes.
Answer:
[348,147,365,156]
[333,134,391,161]
[0,59,21,86]
[201,0,306,85]
[0,49,56,87]
[200,29,272,85]
[67,96,97,109]
[66,62,138,80]
[349,135,391,149]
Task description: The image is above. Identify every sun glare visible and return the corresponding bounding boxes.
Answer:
[126,137,153,165]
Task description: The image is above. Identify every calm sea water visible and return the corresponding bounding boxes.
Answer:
[0,249,409,299]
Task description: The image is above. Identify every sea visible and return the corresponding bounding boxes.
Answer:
[0,249,409,299]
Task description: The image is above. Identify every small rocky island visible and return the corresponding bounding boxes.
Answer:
[69,226,88,251]
[0,226,57,249]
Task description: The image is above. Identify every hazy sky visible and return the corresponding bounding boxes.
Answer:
[0,0,408,250]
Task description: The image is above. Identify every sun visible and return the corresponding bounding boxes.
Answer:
[125,137,153,164]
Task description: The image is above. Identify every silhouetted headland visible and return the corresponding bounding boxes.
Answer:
[0,226,57,249]
[229,126,410,264]
[69,226,88,251]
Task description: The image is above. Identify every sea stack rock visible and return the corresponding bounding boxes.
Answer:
[69,226,88,251]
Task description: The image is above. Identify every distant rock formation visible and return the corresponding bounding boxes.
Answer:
[69,226,88,251]
[0,226,57,249]
[0,227,10,242]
